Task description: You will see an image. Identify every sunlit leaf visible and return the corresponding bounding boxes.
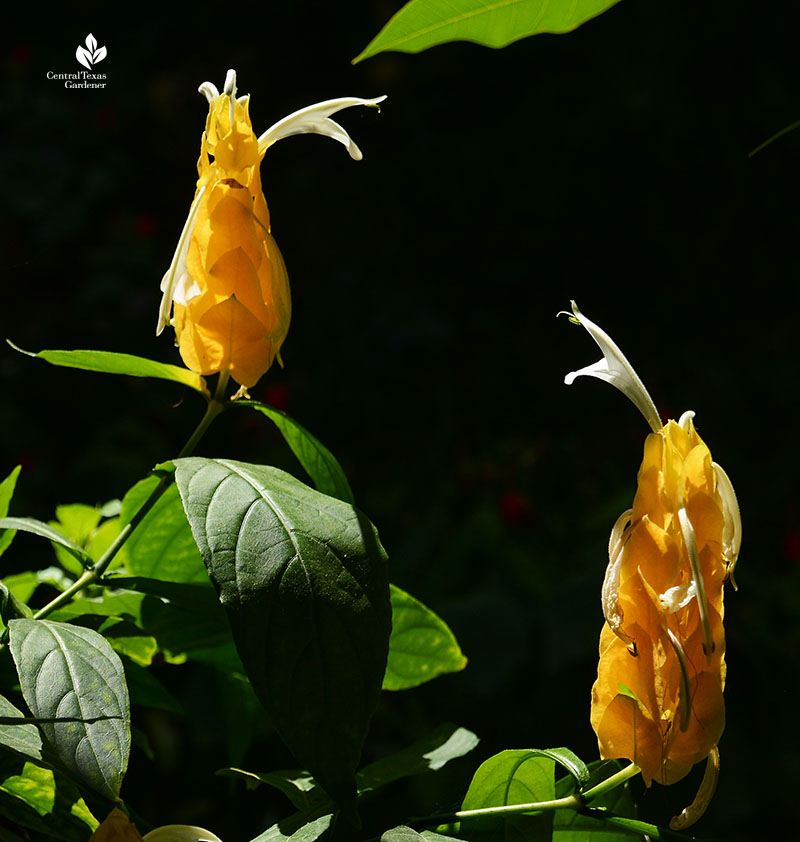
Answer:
[8,619,130,800]
[174,457,391,818]
[119,477,208,583]
[353,0,623,62]
[7,342,209,396]
[0,753,98,841]
[384,584,467,690]
[0,694,42,761]
[0,518,90,567]
[0,465,21,559]
[457,750,556,841]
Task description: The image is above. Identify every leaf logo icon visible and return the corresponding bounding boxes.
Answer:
[75,33,107,69]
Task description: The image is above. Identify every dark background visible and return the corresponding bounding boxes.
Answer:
[2,2,798,840]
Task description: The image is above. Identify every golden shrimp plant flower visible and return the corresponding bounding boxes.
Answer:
[564,301,741,828]
[157,70,385,389]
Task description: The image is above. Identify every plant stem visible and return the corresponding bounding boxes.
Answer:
[581,761,641,802]
[31,371,231,621]
[406,761,641,833]
[411,792,584,827]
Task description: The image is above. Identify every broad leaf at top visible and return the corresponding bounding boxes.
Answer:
[353,0,623,62]
[174,457,391,819]
[8,619,130,801]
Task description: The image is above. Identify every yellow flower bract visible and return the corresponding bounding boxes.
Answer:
[173,87,290,389]
[591,416,728,787]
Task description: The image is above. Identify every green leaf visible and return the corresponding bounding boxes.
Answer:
[7,342,209,396]
[8,619,131,800]
[0,518,90,567]
[251,806,334,842]
[236,401,354,503]
[48,503,122,577]
[0,753,98,841]
[358,723,478,794]
[382,828,426,842]
[220,768,323,810]
[119,477,209,583]
[529,748,589,790]
[554,759,636,841]
[0,695,42,761]
[0,466,21,559]
[174,457,391,819]
[384,584,467,690]
[457,750,556,841]
[353,0,623,62]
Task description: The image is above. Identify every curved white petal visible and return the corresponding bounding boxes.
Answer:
[563,301,662,433]
[258,96,387,160]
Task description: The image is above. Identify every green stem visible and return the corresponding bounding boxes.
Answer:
[31,370,231,621]
[412,792,584,827]
[581,761,641,802]
[407,761,641,833]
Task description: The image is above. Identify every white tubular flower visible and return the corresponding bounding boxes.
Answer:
[258,95,387,161]
[563,300,662,432]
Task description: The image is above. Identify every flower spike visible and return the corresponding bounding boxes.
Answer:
[157,70,385,389]
[563,301,662,432]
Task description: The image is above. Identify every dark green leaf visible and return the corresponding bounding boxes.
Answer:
[220,767,323,810]
[0,695,42,761]
[384,584,467,690]
[0,518,90,567]
[0,466,21,559]
[236,401,354,503]
[174,457,391,819]
[7,342,209,395]
[119,477,209,583]
[8,619,130,800]
[358,723,478,794]
[353,0,623,62]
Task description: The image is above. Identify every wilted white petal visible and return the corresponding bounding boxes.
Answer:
[602,509,635,648]
[677,506,714,662]
[563,301,662,433]
[143,825,223,842]
[258,96,387,160]
[670,746,720,830]
[659,581,698,613]
[157,185,206,335]
[714,461,742,589]
[666,629,692,732]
